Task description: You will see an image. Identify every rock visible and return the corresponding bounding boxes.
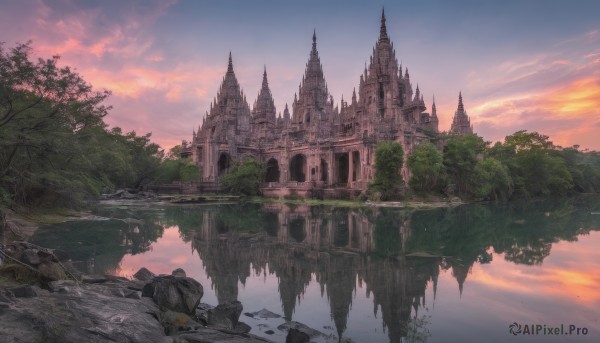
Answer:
[133,267,156,281]
[8,285,41,298]
[285,328,310,343]
[172,327,270,343]
[278,321,325,340]
[20,249,41,265]
[195,303,214,324]
[248,308,281,319]
[265,330,275,335]
[171,268,187,277]
[0,281,171,343]
[161,310,202,334]
[37,261,67,281]
[235,321,252,334]
[207,300,243,329]
[142,275,203,315]
[81,274,108,283]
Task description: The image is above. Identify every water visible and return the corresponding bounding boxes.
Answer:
[30,196,600,342]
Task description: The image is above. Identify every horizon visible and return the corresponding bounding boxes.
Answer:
[1,0,598,151]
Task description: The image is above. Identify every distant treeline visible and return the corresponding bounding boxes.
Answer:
[0,42,198,208]
[405,132,600,200]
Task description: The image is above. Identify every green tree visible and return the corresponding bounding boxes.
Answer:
[220,157,265,195]
[443,134,487,197]
[473,157,512,200]
[407,142,443,193]
[370,141,404,200]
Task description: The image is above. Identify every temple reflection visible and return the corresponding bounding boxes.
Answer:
[27,195,600,342]
[185,204,443,342]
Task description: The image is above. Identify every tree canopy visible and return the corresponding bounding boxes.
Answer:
[370,141,404,200]
[0,42,196,208]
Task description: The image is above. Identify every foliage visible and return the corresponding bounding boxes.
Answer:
[155,146,200,183]
[370,141,404,200]
[220,157,265,195]
[473,157,512,200]
[442,134,487,197]
[407,142,443,193]
[0,42,167,208]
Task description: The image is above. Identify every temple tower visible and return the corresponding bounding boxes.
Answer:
[450,92,473,135]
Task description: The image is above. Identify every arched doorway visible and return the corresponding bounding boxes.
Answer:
[335,153,349,184]
[265,158,280,182]
[218,152,231,176]
[290,154,307,182]
[320,159,328,182]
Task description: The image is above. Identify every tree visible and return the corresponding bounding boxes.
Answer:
[0,42,166,207]
[473,157,512,200]
[407,142,443,193]
[220,158,265,195]
[443,134,487,197]
[370,141,404,200]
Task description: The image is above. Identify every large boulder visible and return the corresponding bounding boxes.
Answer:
[142,275,203,314]
[207,300,243,329]
[285,328,310,343]
[0,282,171,343]
[133,267,156,281]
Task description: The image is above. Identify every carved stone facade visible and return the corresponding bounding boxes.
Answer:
[182,11,472,196]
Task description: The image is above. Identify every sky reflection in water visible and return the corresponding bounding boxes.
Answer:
[31,197,600,342]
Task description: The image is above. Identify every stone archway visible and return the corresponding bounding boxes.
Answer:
[320,159,328,182]
[290,154,307,182]
[265,158,280,182]
[217,152,231,176]
[335,153,349,184]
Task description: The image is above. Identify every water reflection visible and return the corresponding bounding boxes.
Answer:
[29,196,600,342]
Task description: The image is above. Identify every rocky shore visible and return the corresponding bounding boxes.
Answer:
[0,262,320,343]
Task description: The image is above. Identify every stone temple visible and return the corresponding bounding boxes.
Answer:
[181,10,473,197]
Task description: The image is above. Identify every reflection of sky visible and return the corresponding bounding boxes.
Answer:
[1,1,599,150]
[115,228,600,342]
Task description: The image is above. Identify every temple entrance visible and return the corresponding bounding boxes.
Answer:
[218,152,231,176]
[352,151,360,181]
[335,153,349,184]
[265,158,280,182]
[320,159,328,182]
[290,154,307,182]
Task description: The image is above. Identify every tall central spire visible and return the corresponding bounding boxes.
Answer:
[312,29,317,57]
[227,51,233,74]
[379,8,389,42]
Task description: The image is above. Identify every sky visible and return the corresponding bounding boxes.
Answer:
[0,0,599,150]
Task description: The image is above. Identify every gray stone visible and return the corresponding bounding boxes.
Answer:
[134,267,156,281]
[81,274,108,283]
[195,302,214,324]
[161,310,202,334]
[0,282,171,343]
[235,321,252,334]
[285,328,310,343]
[248,308,281,319]
[19,249,41,265]
[172,267,187,277]
[8,285,40,298]
[142,275,203,315]
[277,321,325,339]
[172,327,271,343]
[208,300,243,329]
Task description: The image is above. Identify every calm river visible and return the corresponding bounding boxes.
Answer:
[30,196,600,343]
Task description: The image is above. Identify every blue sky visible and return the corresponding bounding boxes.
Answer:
[1,0,598,149]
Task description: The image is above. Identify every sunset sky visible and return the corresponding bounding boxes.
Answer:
[1,0,598,150]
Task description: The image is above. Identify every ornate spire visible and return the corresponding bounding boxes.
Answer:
[312,29,317,56]
[458,91,464,112]
[227,51,233,74]
[451,91,473,135]
[261,65,268,90]
[379,8,389,42]
[432,95,437,117]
